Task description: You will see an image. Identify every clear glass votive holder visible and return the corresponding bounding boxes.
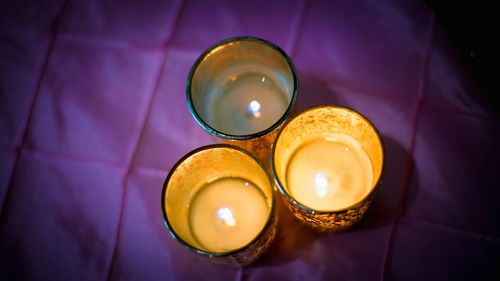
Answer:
[186,36,298,167]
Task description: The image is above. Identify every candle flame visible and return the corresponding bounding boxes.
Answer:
[315,173,328,198]
[217,207,236,227]
[247,100,261,118]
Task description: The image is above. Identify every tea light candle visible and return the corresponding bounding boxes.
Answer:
[272,106,383,231]
[204,65,291,135]
[189,177,268,252]
[286,133,373,211]
[187,37,297,165]
[162,145,277,266]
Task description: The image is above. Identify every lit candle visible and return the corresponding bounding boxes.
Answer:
[272,106,383,231]
[187,37,297,164]
[189,177,268,252]
[162,145,277,266]
[203,65,291,135]
[286,133,373,211]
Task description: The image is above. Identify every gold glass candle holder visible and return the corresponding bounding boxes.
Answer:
[271,106,384,232]
[187,36,298,166]
[162,144,277,267]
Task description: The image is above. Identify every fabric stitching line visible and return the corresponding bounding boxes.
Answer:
[0,0,70,224]
[379,12,435,281]
[103,1,188,280]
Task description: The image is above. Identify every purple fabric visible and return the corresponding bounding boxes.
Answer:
[1,0,499,280]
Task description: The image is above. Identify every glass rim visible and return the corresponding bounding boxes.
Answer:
[186,36,298,140]
[161,144,277,257]
[270,105,385,215]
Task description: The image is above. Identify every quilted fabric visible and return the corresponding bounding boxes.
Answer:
[1,0,499,280]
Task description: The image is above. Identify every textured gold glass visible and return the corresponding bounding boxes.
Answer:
[187,37,297,166]
[162,145,277,267]
[271,106,384,232]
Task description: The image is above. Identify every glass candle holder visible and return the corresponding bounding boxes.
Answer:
[187,36,298,166]
[271,106,384,232]
[162,144,277,267]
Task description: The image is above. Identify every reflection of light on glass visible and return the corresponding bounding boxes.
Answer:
[248,100,261,118]
[217,207,236,226]
[315,173,328,198]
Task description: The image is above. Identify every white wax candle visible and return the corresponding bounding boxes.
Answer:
[189,177,269,252]
[204,64,291,135]
[286,133,373,211]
